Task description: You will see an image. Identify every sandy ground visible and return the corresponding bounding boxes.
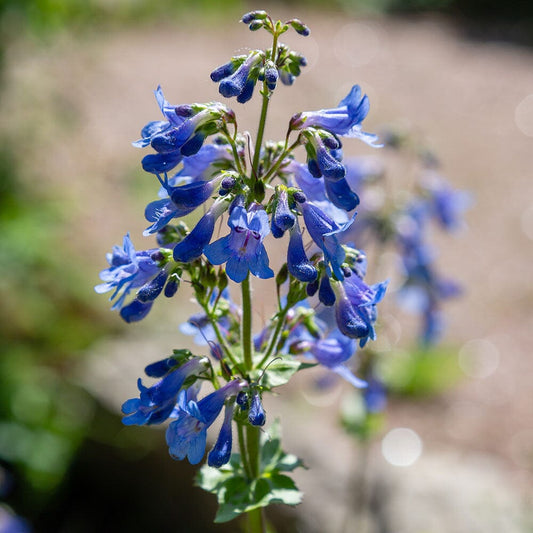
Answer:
[3,6,533,531]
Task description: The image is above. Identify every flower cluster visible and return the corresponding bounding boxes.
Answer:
[95,11,467,526]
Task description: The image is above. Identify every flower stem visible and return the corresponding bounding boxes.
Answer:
[240,275,265,533]
[245,424,265,533]
[251,86,270,186]
[241,273,254,372]
[237,421,252,480]
[258,304,290,368]
[247,506,265,533]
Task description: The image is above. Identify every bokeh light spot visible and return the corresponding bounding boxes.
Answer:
[514,94,533,136]
[458,338,500,379]
[381,427,423,467]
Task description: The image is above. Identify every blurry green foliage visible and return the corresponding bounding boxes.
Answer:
[0,0,245,38]
[379,346,462,397]
[0,131,115,513]
[340,389,385,442]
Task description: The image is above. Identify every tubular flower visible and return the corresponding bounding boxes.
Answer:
[307,329,367,388]
[95,233,163,311]
[207,401,235,467]
[248,389,266,426]
[300,201,355,281]
[287,219,318,283]
[173,198,229,263]
[166,379,246,465]
[291,85,381,147]
[121,357,209,426]
[333,273,389,347]
[204,204,274,283]
[286,152,358,219]
[270,187,296,238]
[134,86,234,174]
[212,51,264,104]
[302,129,346,181]
[143,177,221,236]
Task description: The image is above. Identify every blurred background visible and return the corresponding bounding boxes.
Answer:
[1,0,532,531]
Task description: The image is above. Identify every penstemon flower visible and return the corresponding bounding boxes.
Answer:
[95,10,466,531]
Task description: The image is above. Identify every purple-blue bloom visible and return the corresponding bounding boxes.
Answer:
[291,85,381,147]
[121,357,208,426]
[334,273,388,346]
[173,198,228,263]
[300,201,354,281]
[420,172,471,232]
[134,86,233,173]
[95,233,162,311]
[204,204,274,283]
[214,51,263,104]
[270,187,296,238]
[166,379,246,464]
[207,401,235,467]
[287,220,318,283]
[248,389,266,426]
[303,129,346,181]
[307,329,367,388]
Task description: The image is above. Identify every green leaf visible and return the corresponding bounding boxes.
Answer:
[261,358,301,388]
[199,422,305,523]
[267,473,303,506]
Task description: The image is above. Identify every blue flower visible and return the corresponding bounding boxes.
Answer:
[300,201,354,280]
[207,401,235,467]
[204,204,274,283]
[248,389,266,426]
[135,86,233,173]
[212,51,263,104]
[270,187,296,238]
[173,198,228,263]
[307,329,367,388]
[95,233,162,311]
[121,357,208,426]
[291,85,381,147]
[179,288,237,345]
[363,375,387,413]
[421,172,472,232]
[287,219,318,283]
[287,159,352,222]
[324,177,359,211]
[301,129,346,181]
[333,272,388,346]
[166,379,245,464]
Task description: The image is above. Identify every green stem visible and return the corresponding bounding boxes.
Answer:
[209,315,245,375]
[247,506,265,533]
[257,305,289,368]
[237,421,252,480]
[251,86,270,186]
[246,424,261,478]
[261,139,301,184]
[241,274,254,371]
[245,424,264,532]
